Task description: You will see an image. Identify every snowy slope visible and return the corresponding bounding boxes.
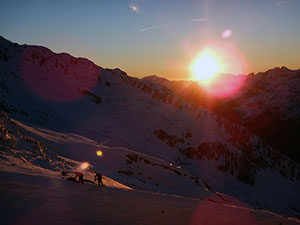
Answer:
[214,67,300,162]
[0,36,300,219]
[1,113,300,225]
[0,112,232,201]
[1,172,300,225]
[0,112,130,190]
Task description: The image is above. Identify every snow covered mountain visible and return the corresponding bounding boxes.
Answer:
[1,35,300,222]
[144,67,300,163]
[1,97,299,225]
[215,68,300,163]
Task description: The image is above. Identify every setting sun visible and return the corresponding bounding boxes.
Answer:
[191,50,220,83]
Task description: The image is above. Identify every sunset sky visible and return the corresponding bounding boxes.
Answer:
[1,0,299,80]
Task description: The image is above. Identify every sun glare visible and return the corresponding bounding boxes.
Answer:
[191,50,220,83]
[187,44,248,98]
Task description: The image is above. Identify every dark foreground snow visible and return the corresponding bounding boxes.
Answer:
[1,172,299,225]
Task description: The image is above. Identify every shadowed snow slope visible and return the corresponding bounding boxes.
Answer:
[1,172,300,225]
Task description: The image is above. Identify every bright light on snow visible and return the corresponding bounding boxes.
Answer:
[79,162,90,170]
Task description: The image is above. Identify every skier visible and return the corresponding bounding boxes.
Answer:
[74,171,84,184]
[94,171,104,186]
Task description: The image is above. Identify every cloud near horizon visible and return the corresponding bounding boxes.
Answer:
[139,23,173,32]
[191,18,209,22]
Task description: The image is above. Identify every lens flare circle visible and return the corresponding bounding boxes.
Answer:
[20,48,99,103]
[79,162,90,170]
[190,202,258,225]
[221,29,232,39]
[96,150,103,157]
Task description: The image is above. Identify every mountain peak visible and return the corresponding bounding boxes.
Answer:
[143,75,170,82]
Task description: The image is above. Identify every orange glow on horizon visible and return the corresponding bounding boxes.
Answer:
[189,43,248,98]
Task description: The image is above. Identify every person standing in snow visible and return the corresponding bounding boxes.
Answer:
[74,171,84,184]
[95,172,103,186]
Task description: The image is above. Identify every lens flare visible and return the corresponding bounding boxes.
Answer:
[204,74,247,98]
[190,201,258,225]
[221,29,232,39]
[96,150,103,157]
[20,48,99,102]
[79,162,89,170]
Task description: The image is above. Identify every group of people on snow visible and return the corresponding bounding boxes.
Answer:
[63,170,104,187]
[94,171,104,186]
